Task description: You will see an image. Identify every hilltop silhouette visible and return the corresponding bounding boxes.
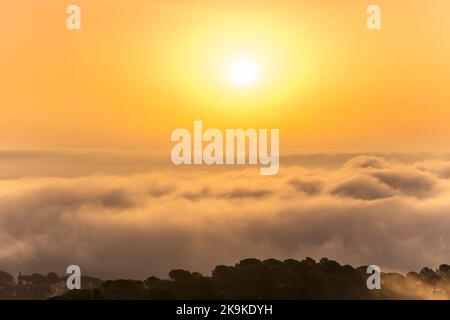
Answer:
[1,257,450,299]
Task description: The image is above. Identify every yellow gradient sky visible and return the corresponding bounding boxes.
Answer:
[1,0,449,151]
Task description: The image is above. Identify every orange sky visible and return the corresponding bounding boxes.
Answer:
[1,0,449,151]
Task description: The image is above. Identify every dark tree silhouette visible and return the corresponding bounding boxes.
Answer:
[1,257,450,300]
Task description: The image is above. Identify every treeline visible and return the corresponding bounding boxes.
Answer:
[1,257,450,299]
[0,271,101,299]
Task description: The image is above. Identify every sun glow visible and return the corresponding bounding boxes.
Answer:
[166,13,315,118]
[229,57,259,86]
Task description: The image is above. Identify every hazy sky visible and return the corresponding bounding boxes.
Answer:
[1,0,449,151]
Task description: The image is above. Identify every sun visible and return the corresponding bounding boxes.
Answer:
[229,57,259,86]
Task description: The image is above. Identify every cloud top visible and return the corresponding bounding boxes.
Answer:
[1,153,450,279]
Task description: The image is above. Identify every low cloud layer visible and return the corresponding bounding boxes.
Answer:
[1,153,450,279]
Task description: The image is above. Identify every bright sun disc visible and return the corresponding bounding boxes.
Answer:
[229,58,258,86]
